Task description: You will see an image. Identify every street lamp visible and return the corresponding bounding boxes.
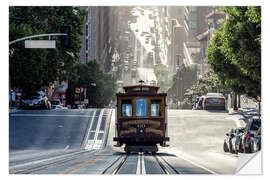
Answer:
[85,82,96,108]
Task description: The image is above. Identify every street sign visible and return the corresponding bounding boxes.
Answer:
[25,40,56,49]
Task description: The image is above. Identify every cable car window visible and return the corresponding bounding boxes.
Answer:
[122,100,132,117]
[136,99,147,116]
[132,87,150,92]
[151,100,161,116]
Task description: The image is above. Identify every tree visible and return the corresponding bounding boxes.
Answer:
[153,64,173,92]
[183,70,229,106]
[66,61,117,108]
[9,7,87,92]
[207,6,261,99]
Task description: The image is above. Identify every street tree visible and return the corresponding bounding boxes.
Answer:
[9,6,87,92]
[153,64,173,92]
[183,70,229,106]
[207,6,261,99]
[66,61,117,108]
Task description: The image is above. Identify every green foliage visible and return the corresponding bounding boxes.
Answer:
[153,64,173,92]
[66,61,117,108]
[207,6,261,99]
[9,7,87,91]
[183,70,229,106]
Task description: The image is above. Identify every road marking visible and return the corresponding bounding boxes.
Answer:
[9,150,95,170]
[60,155,107,174]
[225,117,242,127]
[64,145,70,150]
[136,154,141,174]
[136,153,146,174]
[141,154,146,174]
[207,151,237,162]
[168,148,218,174]
[10,114,96,118]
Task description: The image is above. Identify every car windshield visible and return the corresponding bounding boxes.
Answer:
[22,92,42,99]
[250,120,261,131]
[51,101,60,105]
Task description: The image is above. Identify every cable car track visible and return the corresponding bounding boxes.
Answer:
[102,154,129,174]
[9,150,97,174]
[153,154,180,174]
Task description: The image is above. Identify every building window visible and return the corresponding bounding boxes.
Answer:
[86,53,88,62]
[85,39,88,51]
[189,21,197,29]
[85,24,88,37]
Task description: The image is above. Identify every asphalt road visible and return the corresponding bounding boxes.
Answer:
[9,108,241,174]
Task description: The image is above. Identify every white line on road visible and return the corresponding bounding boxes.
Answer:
[9,150,95,170]
[10,114,96,118]
[225,117,242,127]
[64,145,70,150]
[136,153,146,174]
[141,154,146,174]
[167,148,218,174]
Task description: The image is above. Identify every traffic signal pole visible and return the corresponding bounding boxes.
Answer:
[9,33,67,45]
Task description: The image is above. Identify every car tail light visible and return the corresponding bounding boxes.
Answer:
[247,135,250,139]
[206,98,212,100]
[219,98,225,101]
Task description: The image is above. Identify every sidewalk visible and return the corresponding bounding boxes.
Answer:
[228,107,260,124]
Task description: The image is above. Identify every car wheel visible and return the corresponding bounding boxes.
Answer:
[223,141,229,152]
[229,143,234,153]
[258,143,261,151]
[47,101,51,109]
[234,143,238,154]
[244,146,251,153]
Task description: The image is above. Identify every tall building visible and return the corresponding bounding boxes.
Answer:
[80,7,117,73]
[196,8,226,77]
[80,7,100,64]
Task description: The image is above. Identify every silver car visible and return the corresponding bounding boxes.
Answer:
[203,93,226,110]
[51,99,64,109]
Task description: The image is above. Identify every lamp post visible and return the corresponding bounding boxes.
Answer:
[87,82,96,108]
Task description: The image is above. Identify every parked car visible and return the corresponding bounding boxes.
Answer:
[234,127,245,153]
[203,93,226,110]
[224,127,244,153]
[250,127,261,152]
[51,99,64,109]
[241,118,261,153]
[21,91,51,109]
[196,96,205,110]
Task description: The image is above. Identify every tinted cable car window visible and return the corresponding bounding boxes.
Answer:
[151,100,161,116]
[136,99,147,116]
[122,100,132,117]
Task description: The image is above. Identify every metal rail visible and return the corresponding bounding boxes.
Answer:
[9,150,96,174]
[112,154,129,174]
[153,154,180,174]
[154,154,169,174]
[102,154,129,174]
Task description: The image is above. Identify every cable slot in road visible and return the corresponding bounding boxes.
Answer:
[136,152,146,174]
[101,154,129,174]
[153,154,180,174]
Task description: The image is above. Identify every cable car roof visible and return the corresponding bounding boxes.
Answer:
[123,84,159,93]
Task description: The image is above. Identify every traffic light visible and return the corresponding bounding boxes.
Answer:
[60,26,71,48]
